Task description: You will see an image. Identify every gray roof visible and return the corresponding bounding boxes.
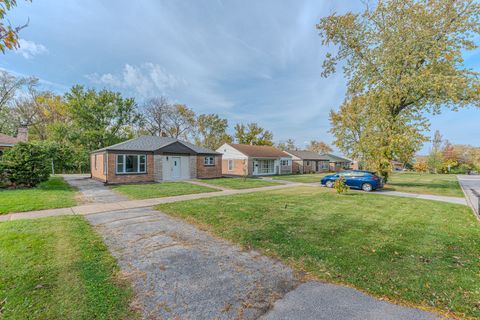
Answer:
[319,153,352,163]
[285,150,329,161]
[93,136,220,154]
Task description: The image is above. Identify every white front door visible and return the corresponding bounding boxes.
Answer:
[172,157,181,180]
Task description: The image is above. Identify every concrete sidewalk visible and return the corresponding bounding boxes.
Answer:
[271,180,467,206]
[0,183,301,222]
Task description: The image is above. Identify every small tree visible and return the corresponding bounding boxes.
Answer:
[413,161,429,173]
[333,176,349,194]
[0,142,50,187]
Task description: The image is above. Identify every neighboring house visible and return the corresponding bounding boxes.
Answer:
[320,153,352,172]
[284,150,330,173]
[217,143,292,176]
[0,125,28,156]
[391,160,405,171]
[90,136,222,184]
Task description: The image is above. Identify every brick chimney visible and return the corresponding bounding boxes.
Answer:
[16,124,28,142]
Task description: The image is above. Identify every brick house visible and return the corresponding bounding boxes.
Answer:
[0,125,28,156]
[90,136,222,184]
[216,143,292,176]
[320,153,352,172]
[284,150,330,173]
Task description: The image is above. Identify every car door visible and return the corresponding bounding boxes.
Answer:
[345,172,363,188]
[343,172,356,188]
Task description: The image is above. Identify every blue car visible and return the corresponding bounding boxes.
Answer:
[321,170,384,192]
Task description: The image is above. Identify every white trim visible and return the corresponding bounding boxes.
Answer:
[204,156,215,166]
[116,154,147,174]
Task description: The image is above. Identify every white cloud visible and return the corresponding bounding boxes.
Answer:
[86,63,186,97]
[16,39,48,59]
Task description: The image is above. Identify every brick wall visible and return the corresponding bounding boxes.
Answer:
[197,155,222,178]
[106,152,155,184]
[221,158,248,176]
[90,152,107,182]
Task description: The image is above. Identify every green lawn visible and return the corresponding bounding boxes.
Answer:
[275,173,330,183]
[0,216,135,319]
[198,177,280,189]
[157,187,480,319]
[111,181,217,199]
[0,176,77,215]
[387,172,463,197]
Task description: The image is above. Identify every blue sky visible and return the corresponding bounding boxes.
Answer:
[3,0,479,154]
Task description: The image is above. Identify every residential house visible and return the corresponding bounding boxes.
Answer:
[320,153,352,172]
[391,160,405,171]
[284,150,330,173]
[0,125,28,156]
[90,136,222,184]
[217,143,292,176]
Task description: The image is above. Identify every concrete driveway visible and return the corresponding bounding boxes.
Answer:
[458,174,480,218]
[85,207,442,320]
[62,174,128,204]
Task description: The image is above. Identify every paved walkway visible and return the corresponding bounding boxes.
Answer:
[62,174,128,204]
[0,183,300,222]
[457,174,480,218]
[185,179,232,191]
[86,206,441,320]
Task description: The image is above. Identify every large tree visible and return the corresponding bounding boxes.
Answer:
[277,138,297,151]
[317,0,480,181]
[141,96,170,136]
[0,70,37,135]
[194,113,232,150]
[427,130,443,173]
[307,140,332,154]
[234,123,273,146]
[64,85,141,151]
[141,98,196,140]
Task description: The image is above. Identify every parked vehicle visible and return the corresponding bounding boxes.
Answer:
[321,170,384,192]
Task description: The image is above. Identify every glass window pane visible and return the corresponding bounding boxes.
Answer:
[139,155,146,172]
[116,155,124,173]
[125,155,138,173]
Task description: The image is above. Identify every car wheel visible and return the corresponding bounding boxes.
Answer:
[325,180,334,188]
[362,183,373,192]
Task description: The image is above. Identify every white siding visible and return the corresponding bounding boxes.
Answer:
[216,143,248,160]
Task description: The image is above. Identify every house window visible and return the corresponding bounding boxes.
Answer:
[204,156,215,166]
[116,154,147,174]
[281,160,289,166]
[228,159,234,171]
[306,161,310,166]
[103,154,107,175]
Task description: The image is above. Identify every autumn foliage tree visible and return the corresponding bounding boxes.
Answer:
[318,0,480,181]
[0,0,30,53]
[194,114,232,150]
[307,140,332,154]
[234,123,273,146]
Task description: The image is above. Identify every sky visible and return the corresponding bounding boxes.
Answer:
[2,0,479,154]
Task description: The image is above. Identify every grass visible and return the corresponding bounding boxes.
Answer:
[157,187,480,319]
[0,216,135,319]
[197,177,280,189]
[274,173,330,183]
[386,172,464,197]
[0,176,77,215]
[110,181,217,199]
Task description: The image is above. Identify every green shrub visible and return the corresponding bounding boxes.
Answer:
[0,142,51,188]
